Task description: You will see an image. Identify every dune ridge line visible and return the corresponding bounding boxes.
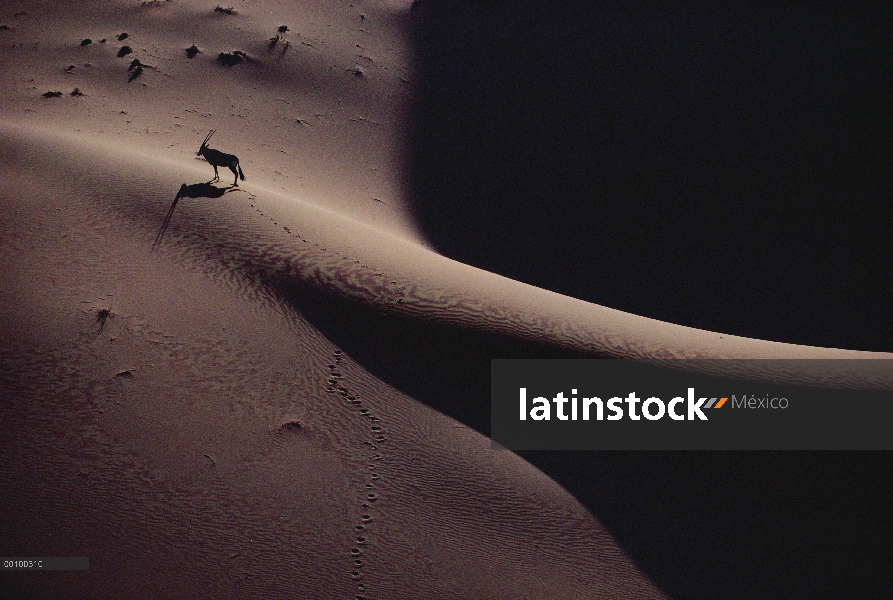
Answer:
[3,120,891,392]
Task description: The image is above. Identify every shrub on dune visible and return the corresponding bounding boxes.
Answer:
[269,26,290,52]
[217,51,245,67]
[117,45,133,58]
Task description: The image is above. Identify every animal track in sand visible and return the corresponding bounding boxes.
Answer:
[235,202,416,598]
[324,348,390,600]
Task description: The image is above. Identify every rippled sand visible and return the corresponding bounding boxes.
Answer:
[1,1,889,598]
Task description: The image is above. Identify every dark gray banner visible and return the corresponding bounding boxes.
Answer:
[491,359,893,450]
[1,557,89,570]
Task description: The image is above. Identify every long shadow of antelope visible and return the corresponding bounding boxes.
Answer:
[151,182,240,251]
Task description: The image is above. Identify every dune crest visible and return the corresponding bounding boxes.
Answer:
[5,120,891,383]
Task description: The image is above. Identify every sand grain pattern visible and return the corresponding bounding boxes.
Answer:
[1,1,890,598]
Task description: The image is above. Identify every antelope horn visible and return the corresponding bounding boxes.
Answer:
[203,129,216,145]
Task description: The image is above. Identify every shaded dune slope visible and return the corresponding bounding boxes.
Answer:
[1,129,666,597]
[410,2,893,353]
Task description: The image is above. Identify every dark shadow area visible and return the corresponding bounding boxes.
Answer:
[321,2,893,598]
[525,449,893,600]
[276,275,892,600]
[152,182,237,251]
[408,2,893,352]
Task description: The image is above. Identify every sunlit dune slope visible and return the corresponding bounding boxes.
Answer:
[0,0,421,240]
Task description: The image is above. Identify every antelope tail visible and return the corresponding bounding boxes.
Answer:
[238,165,245,181]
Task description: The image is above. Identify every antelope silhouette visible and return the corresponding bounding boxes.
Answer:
[197,130,245,186]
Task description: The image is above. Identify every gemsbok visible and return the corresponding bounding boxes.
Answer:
[197,130,245,186]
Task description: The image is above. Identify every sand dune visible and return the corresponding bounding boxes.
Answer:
[2,2,667,597]
[1,0,420,239]
[1,121,669,598]
[6,121,891,373]
[2,1,890,598]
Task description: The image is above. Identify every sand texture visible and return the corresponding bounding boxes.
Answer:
[1,1,890,598]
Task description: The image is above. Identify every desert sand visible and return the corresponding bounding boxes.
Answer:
[1,1,891,599]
